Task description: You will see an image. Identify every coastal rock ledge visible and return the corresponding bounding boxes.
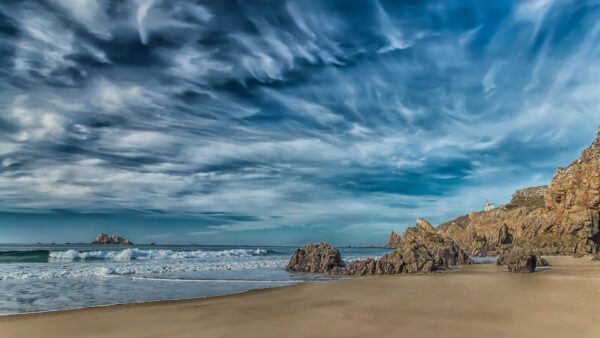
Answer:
[91,233,134,245]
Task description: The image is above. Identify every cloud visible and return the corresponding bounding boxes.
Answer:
[0,0,599,243]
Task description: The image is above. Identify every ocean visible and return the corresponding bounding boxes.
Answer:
[0,244,390,315]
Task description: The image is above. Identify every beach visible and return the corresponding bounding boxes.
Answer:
[1,256,598,338]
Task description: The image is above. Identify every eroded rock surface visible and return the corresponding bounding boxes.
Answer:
[286,243,345,273]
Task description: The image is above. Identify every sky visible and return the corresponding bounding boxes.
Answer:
[0,0,599,246]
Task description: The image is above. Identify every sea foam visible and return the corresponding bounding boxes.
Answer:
[48,248,268,261]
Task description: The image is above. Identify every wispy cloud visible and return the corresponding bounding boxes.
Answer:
[0,0,598,243]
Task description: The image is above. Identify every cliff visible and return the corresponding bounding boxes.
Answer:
[432,128,600,256]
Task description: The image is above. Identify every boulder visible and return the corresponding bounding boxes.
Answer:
[286,243,345,273]
[497,249,537,273]
[591,254,600,262]
[91,233,133,245]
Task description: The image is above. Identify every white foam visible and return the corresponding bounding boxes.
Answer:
[48,248,268,261]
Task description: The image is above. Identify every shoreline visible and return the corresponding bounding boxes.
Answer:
[2,256,599,337]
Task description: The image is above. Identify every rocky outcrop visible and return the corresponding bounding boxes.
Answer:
[286,243,345,273]
[385,219,473,269]
[497,249,537,273]
[385,231,402,249]
[332,243,437,275]
[436,128,600,256]
[505,186,548,209]
[289,221,473,276]
[91,234,133,245]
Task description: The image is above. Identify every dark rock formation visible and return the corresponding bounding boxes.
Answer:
[591,254,600,262]
[332,244,437,275]
[286,243,345,273]
[91,233,133,245]
[497,249,537,273]
[437,128,600,256]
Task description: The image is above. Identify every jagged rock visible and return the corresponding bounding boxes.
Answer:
[437,128,600,256]
[286,243,345,273]
[537,257,550,266]
[91,233,133,245]
[386,219,473,268]
[416,218,434,231]
[497,249,537,273]
[385,231,402,249]
[331,243,436,275]
[591,254,600,262]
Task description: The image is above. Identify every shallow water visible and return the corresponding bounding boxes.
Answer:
[0,244,390,315]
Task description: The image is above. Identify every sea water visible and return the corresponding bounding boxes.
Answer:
[0,244,390,315]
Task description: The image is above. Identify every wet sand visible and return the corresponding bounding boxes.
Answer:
[1,256,599,338]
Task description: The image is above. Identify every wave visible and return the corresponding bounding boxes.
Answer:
[0,250,51,263]
[0,248,268,263]
[48,248,268,261]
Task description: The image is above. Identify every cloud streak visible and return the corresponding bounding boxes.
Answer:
[0,0,599,244]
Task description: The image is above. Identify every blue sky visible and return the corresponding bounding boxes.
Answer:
[0,0,599,245]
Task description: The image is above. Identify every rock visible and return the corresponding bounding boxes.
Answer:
[387,218,473,268]
[338,218,473,276]
[385,231,402,249]
[591,254,600,262]
[286,243,345,273]
[331,244,436,275]
[497,224,513,245]
[537,257,550,266]
[416,218,434,232]
[437,128,600,256]
[91,233,133,245]
[497,248,537,273]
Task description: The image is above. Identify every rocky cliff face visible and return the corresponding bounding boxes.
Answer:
[434,128,600,256]
[91,234,134,245]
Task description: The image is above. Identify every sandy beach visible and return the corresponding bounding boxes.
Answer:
[1,256,599,338]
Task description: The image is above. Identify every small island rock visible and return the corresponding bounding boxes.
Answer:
[91,233,134,245]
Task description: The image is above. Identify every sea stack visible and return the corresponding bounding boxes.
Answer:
[91,233,134,245]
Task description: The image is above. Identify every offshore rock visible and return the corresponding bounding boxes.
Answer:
[91,233,133,245]
[286,243,345,273]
